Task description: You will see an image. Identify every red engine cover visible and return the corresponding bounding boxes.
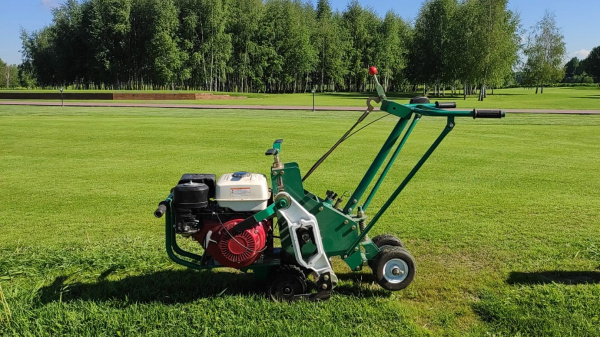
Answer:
[193,218,270,268]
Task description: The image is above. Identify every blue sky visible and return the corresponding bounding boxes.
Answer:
[0,0,597,65]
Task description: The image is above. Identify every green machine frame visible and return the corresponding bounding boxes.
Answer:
[157,74,505,293]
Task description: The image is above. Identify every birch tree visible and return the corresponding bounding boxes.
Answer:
[523,11,566,93]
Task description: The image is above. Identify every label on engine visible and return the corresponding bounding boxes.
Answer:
[230,187,251,197]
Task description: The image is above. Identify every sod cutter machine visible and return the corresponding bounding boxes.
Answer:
[155,66,505,300]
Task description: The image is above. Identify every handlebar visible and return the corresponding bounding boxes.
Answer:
[368,66,504,120]
[154,202,168,218]
[472,109,505,119]
[435,101,456,109]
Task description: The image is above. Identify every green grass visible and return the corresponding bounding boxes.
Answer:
[2,86,600,110]
[1,106,599,336]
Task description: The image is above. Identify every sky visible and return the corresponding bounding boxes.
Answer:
[0,0,597,65]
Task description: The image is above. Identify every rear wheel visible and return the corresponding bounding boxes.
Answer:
[371,246,416,291]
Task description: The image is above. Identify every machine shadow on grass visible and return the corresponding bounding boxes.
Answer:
[38,269,265,305]
[333,272,392,299]
[37,268,389,305]
[506,271,600,285]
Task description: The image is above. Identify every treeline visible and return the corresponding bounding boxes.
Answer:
[0,59,20,88]
[562,53,600,84]
[21,0,522,94]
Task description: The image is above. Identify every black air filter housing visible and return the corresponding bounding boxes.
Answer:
[173,182,209,210]
[178,174,216,199]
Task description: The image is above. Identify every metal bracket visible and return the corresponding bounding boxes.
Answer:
[366,96,381,113]
[275,192,336,285]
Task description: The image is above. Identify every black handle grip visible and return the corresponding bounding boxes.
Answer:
[472,109,505,118]
[154,203,167,218]
[435,101,456,109]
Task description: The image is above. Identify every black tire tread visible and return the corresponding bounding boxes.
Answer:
[267,265,307,301]
[371,246,416,291]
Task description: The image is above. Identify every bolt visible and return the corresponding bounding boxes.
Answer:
[280,171,284,175]
[354,247,359,252]
[323,275,329,281]
[318,206,323,211]
[343,220,348,225]
[343,255,348,259]
[348,208,352,213]
[355,267,361,271]
[353,199,357,203]
[301,233,311,242]
[273,171,278,176]
[351,225,356,230]
[321,284,328,290]
[254,230,259,234]
[391,267,404,276]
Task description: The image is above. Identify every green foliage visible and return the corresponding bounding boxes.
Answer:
[314,0,348,91]
[17,0,532,94]
[408,0,519,99]
[375,11,410,91]
[407,0,457,88]
[561,57,595,84]
[583,46,600,83]
[342,1,381,92]
[564,57,580,78]
[0,59,20,88]
[523,11,566,91]
[88,0,133,86]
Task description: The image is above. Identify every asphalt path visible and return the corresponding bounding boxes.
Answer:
[1,100,599,115]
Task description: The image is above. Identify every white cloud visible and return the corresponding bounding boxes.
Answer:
[569,49,590,60]
[40,0,59,9]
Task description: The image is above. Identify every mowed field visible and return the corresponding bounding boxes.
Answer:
[1,105,599,336]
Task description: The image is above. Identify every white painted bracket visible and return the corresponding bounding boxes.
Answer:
[275,192,333,277]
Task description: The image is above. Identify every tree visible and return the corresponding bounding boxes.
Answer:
[445,0,519,100]
[18,62,37,88]
[375,11,410,92]
[0,58,5,87]
[87,0,133,88]
[564,57,579,78]
[51,0,88,86]
[18,0,523,93]
[342,1,379,92]
[21,27,58,86]
[474,0,520,100]
[406,0,457,96]
[0,59,20,88]
[227,0,263,92]
[523,11,566,93]
[583,46,600,84]
[314,0,331,91]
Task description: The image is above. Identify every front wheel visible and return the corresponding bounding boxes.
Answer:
[368,234,405,269]
[267,265,307,301]
[371,246,416,291]
[372,233,404,248]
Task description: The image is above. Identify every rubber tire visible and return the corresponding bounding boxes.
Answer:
[372,234,404,248]
[368,234,405,269]
[371,246,416,291]
[267,265,307,301]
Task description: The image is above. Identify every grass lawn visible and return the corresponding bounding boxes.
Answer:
[2,86,600,110]
[1,106,599,336]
